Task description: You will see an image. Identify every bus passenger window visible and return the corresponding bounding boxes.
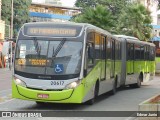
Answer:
[135,44,141,60]
[140,45,144,60]
[127,43,130,60]
[150,47,155,61]
[144,46,149,60]
[94,33,101,61]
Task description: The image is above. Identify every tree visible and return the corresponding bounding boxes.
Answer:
[74,0,128,33]
[1,0,12,39]
[98,0,127,16]
[72,5,115,32]
[1,0,32,38]
[75,0,127,15]
[118,4,152,41]
[74,0,152,40]
[75,0,98,8]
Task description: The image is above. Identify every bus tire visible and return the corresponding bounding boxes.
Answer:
[111,77,117,95]
[135,73,142,88]
[129,73,142,88]
[86,81,99,105]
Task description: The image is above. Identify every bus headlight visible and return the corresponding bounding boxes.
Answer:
[14,77,27,87]
[65,81,80,89]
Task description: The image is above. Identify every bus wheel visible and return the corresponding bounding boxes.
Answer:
[111,79,117,95]
[135,74,142,88]
[129,74,142,88]
[86,82,99,105]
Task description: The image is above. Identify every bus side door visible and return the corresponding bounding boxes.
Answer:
[127,43,134,75]
[111,39,115,78]
[100,35,107,81]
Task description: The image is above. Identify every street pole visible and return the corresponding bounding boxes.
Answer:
[9,0,13,69]
[10,0,13,39]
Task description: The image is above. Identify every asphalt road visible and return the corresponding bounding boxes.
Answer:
[0,68,160,120]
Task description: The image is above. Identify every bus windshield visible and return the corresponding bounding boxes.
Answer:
[15,39,82,79]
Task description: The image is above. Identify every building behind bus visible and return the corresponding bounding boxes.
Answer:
[29,0,81,22]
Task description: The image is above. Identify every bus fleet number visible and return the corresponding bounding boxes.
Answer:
[51,81,64,86]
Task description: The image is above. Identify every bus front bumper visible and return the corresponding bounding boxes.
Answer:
[12,80,84,103]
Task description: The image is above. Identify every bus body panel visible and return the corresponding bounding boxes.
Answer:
[120,39,127,86]
[12,60,104,103]
[12,23,156,104]
[156,57,160,71]
[12,79,85,103]
[116,35,155,86]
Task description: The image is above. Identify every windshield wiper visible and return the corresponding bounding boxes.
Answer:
[33,37,41,56]
[50,38,66,66]
[52,38,66,58]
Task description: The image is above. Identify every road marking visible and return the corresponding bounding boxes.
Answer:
[0,98,15,105]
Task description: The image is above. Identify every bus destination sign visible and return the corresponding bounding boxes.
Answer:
[23,24,83,37]
[27,28,77,36]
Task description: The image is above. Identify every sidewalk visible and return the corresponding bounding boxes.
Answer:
[128,75,160,120]
[0,68,12,91]
[0,68,13,104]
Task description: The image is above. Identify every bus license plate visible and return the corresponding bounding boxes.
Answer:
[37,94,49,99]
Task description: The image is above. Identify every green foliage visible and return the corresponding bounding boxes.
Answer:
[99,0,127,15]
[75,0,98,8]
[72,5,115,32]
[158,0,160,9]
[72,0,127,34]
[75,0,127,16]
[73,0,152,41]
[1,0,32,38]
[1,0,11,24]
[1,0,11,38]
[118,3,152,41]
[74,0,152,41]
[13,0,31,37]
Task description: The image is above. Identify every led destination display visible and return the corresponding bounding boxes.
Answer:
[23,24,83,37]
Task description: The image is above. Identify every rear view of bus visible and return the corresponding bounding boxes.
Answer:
[12,22,85,104]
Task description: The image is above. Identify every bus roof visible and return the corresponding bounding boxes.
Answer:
[23,22,110,33]
[114,35,155,47]
[114,35,139,40]
[21,22,112,38]
[24,21,86,26]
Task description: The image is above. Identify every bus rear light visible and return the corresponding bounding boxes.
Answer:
[14,76,27,87]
